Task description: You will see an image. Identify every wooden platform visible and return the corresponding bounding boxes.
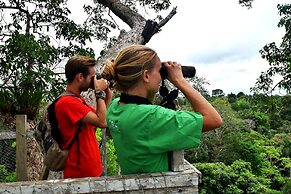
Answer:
[0,160,201,194]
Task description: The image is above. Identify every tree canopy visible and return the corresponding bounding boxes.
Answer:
[0,0,176,118]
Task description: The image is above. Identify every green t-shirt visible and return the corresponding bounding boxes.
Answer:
[107,98,203,175]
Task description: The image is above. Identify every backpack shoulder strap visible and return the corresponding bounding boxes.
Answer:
[67,122,82,150]
[48,91,82,144]
[57,91,84,103]
[57,91,77,100]
[56,91,84,145]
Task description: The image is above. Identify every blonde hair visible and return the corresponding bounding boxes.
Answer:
[102,45,158,92]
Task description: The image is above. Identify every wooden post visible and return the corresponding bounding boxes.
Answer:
[170,150,184,172]
[16,115,28,181]
[101,128,107,175]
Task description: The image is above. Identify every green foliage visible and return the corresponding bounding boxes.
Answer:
[272,134,291,177]
[0,165,16,183]
[282,179,291,194]
[105,139,119,176]
[228,94,289,137]
[185,96,290,192]
[227,93,236,103]
[231,98,251,111]
[280,135,291,158]
[96,128,118,176]
[252,111,271,133]
[0,31,97,118]
[185,98,247,164]
[251,4,291,94]
[0,89,16,114]
[237,92,246,98]
[194,161,280,194]
[224,131,286,191]
[0,33,63,118]
[280,95,291,121]
[236,132,268,172]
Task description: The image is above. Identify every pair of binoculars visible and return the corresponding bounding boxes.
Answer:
[90,72,102,89]
[160,64,196,79]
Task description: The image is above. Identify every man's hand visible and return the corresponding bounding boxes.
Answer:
[94,78,109,91]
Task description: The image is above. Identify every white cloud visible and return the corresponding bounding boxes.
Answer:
[197,57,269,94]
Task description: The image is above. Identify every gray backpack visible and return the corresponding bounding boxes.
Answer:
[35,92,82,174]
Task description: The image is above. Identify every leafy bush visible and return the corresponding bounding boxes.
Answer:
[194,161,281,194]
[0,34,65,119]
[105,139,119,176]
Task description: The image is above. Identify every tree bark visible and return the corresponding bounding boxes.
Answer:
[83,0,177,108]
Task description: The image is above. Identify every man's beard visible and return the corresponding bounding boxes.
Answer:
[80,81,89,92]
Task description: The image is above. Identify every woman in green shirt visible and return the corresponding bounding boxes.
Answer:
[102,45,223,175]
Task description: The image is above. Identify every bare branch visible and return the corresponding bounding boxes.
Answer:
[0,1,32,35]
[0,72,14,88]
[0,5,20,10]
[157,6,177,29]
[108,9,120,30]
[97,0,145,28]
[0,33,12,41]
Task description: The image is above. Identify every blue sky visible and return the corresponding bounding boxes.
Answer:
[147,0,288,95]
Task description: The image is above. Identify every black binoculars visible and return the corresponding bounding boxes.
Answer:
[90,72,102,89]
[160,64,196,79]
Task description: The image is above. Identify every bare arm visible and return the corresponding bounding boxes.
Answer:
[164,62,223,132]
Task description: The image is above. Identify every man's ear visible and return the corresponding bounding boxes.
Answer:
[142,70,150,83]
[76,73,83,82]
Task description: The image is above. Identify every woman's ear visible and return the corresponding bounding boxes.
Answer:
[142,70,150,83]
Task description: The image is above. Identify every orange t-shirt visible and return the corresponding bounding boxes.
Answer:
[55,94,103,178]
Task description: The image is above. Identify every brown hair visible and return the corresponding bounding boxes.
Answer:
[65,55,96,83]
[102,45,157,91]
